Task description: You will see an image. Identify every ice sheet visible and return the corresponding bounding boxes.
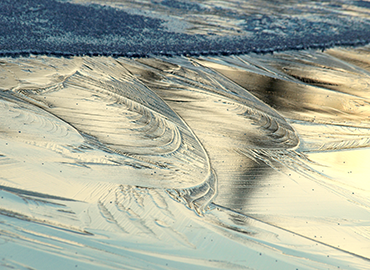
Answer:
[1,45,370,269]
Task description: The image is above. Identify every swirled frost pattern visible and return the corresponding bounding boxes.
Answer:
[1,45,370,269]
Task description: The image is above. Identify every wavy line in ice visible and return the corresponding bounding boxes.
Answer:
[2,184,367,270]
[131,56,299,150]
[0,92,84,146]
[14,58,210,184]
[192,49,370,152]
[0,56,219,215]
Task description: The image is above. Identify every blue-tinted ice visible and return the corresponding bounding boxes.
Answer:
[1,0,370,269]
[1,46,370,269]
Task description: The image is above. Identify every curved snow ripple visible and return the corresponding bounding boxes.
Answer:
[132,56,299,150]
[0,93,83,145]
[0,57,218,216]
[7,57,211,191]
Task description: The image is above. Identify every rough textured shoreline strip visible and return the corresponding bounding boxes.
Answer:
[2,0,370,57]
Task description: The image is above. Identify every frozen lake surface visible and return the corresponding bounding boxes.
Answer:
[1,1,370,269]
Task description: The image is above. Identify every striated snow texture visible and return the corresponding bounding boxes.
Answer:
[1,45,370,269]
